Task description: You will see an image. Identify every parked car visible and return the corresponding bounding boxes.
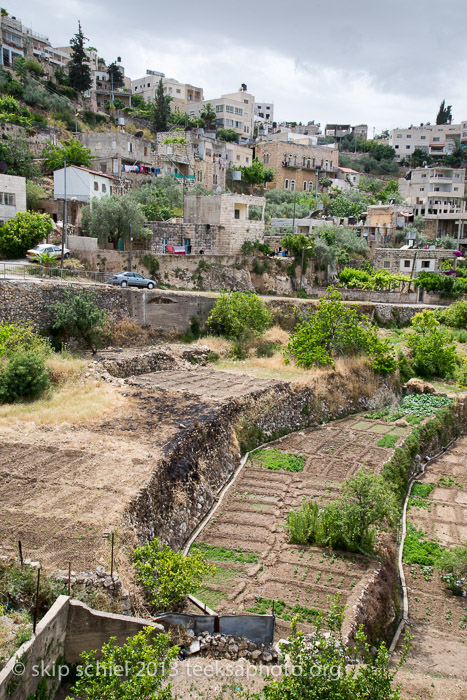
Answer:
[106,271,157,289]
[165,245,186,255]
[26,244,70,260]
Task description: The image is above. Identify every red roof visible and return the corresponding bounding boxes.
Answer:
[63,165,118,181]
[338,167,359,174]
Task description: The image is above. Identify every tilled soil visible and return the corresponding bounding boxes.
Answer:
[393,436,467,696]
[193,415,408,639]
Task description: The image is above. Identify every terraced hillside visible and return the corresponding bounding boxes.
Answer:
[395,436,467,699]
[191,414,410,640]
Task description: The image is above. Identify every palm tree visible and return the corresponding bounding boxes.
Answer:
[200,103,216,131]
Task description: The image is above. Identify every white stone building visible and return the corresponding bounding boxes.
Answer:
[0,174,26,225]
[53,166,117,203]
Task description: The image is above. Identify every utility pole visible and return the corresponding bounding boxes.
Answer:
[153,135,158,180]
[111,71,114,103]
[315,168,319,195]
[61,157,67,270]
[292,191,297,231]
[128,223,132,272]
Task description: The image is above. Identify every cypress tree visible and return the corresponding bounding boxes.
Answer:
[152,78,172,132]
[68,21,92,93]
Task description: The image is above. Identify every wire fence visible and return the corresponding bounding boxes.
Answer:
[0,262,108,285]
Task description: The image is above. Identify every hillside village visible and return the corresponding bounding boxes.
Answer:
[0,5,467,700]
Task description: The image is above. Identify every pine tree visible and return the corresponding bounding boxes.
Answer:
[68,21,92,93]
[436,99,452,125]
[151,78,172,132]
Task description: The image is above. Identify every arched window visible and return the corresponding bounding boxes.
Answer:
[284,179,289,190]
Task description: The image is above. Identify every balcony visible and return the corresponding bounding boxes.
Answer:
[282,160,300,169]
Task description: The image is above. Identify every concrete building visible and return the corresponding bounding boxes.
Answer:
[131,70,204,113]
[0,14,24,66]
[156,131,253,190]
[0,174,26,225]
[150,193,265,255]
[325,124,368,142]
[399,167,467,239]
[53,166,117,203]
[189,88,255,142]
[254,139,339,192]
[373,247,455,276]
[77,132,154,176]
[254,101,274,122]
[359,205,413,250]
[390,123,463,161]
[332,166,362,190]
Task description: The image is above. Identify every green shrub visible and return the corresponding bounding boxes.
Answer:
[49,289,110,353]
[286,467,398,555]
[140,253,160,279]
[0,321,51,358]
[133,537,215,610]
[206,290,272,339]
[0,352,50,403]
[255,341,280,358]
[403,523,445,566]
[397,349,414,382]
[437,543,467,595]
[0,211,53,258]
[404,311,458,379]
[436,300,467,328]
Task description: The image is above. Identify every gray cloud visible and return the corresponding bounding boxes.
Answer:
[17,0,467,130]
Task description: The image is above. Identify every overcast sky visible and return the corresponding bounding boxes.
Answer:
[17,0,467,133]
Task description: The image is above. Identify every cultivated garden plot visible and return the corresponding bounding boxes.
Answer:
[191,414,411,638]
[398,436,467,685]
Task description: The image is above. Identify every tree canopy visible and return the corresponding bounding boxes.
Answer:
[41,139,93,171]
[152,78,172,132]
[436,99,452,125]
[80,194,151,249]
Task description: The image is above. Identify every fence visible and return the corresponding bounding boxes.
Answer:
[0,262,107,285]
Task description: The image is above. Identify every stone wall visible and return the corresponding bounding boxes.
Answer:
[125,367,396,550]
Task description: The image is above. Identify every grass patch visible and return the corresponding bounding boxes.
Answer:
[247,597,319,623]
[252,447,305,472]
[408,482,435,510]
[376,434,399,448]
[191,543,259,564]
[194,587,226,611]
[437,475,463,489]
[403,523,445,566]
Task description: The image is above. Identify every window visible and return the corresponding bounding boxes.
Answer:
[303,181,307,191]
[395,145,399,149]
[102,184,107,193]
[309,182,314,190]
[0,193,15,206]
[422,173,427,178]
[397,134,402,138]
[94,182,99,191]
[176,88,181,94]
[226,105,234,113]
[109,186,112,194]
[235,107,243,115]
[216,104,224,112]
[236,155,241,162]
[406,134,411,139]
[246,157,249,164]
[284,179,289,190]
[421,135,426,140]
[403,260,411,268]
[234,209,240,219]
[225,119,233,127]
[433,137,440,142]
[128,142,133,153]
[244,99,249,104]
[144,146,148,156]
[290,180,296,191]
[235,121,242,128]
[383,260,391,269]
[100,163,107,174]
[421,260,431,269]
[213,174,218,185]
[420,187,425,191]
[406,145,411,149]
[454,187,459,191]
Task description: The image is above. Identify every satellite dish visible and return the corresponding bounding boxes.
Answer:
[0,162,8,174]
[134,131,143,138]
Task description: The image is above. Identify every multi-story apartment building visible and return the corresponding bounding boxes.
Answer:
[254,138,338,192]
[0,174,26,225]
[189,88,255,141]
[77,132,154,176]
[0,14,24,66]
[390,123,464,160]
[254,101,274,122]
[131,71,203,113]
[23,27,68,67]
[156,131,253,190]
[398,166,467,238]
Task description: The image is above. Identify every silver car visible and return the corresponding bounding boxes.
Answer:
[106,271,157,289]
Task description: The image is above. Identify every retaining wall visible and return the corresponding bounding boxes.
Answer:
[0,597,162,700]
